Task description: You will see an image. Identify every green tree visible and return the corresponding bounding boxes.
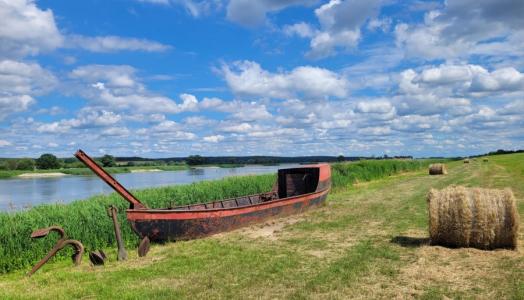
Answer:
[36,154,60,169]
[6,160,18,171]
[337,155,345,162]
[16,158,35,170]
[100,155,116,167]
[186,155,205,165]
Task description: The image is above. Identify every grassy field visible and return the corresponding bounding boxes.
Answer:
[0,155,522,299]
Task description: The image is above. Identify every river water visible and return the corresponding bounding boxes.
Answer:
[0,165,298,211]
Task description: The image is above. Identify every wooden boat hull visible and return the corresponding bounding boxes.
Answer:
[74,150,331,242]
[127,188,329,241]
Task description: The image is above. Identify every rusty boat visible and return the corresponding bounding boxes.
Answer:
[75,150,331,242]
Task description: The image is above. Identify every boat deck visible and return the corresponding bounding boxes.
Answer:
[169,192,278,211]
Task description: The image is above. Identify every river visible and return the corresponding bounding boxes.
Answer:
[0,164,298,211]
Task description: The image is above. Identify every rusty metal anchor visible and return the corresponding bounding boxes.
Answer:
[107,205,127,261]
[28,226,84,276]
[89,250,107,266]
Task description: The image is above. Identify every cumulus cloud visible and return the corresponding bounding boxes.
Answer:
[203,134,224,143]
[0,0,62,58]
[70,65,199,114]
[66,35,171,53]
[36,108,122,133]
[0,139,12,147]
[227,0,316,27]
[283,0,382,59]
[395,0,524,60]
[138,0,219,17]
[283,22,316,38]
[399,64,524,97]
[0,0,169,59]
[221,60,348,99]
[0,60,56,120]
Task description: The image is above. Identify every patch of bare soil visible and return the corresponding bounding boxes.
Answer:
[238,216,303,240]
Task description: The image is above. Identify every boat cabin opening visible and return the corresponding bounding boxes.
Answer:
[277,167,320,198]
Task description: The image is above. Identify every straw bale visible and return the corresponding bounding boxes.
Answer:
[427,186,519,250]
[429,164,447,175]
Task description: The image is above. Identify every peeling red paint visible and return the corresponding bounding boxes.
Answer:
[75,149,331,242]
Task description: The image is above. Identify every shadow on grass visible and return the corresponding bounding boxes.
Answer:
[390,236,429,248]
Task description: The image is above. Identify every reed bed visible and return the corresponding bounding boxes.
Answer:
[0,175,274,273]
[330,159,431,191]
[0,159,433,273]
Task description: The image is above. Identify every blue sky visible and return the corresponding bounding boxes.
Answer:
[0,0,523,158]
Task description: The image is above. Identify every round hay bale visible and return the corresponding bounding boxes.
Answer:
[483,158,489,162]
[429,163,447,175]
[464,159,470,164]
[427,186,519,250]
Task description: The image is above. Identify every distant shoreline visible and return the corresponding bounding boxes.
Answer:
[17,172,68,178]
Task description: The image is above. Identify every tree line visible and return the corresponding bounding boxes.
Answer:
[0,154,118,171]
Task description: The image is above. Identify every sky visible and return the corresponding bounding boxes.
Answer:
[0,0,523,158]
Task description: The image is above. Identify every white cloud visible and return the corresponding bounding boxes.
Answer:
[399,64,524,97]
[101,127,130,137]
[0,59,56,120]
[151,120,181,132]
[0,139,12,147]
[283,22,316,38]
[0,0,62,58]
[356,100,394,114]
[303,0,381,58]
[219,122,256,133]
[227,0,316,27]
[203,135,224,143]
[197,97,272,121]
[357,126,392,136]
[70,65,199,114]
[0,60,57,95]
[36,108,122,133]
[221,60,348,99]
[138,0,218,17]
[395,0,524,60]
[66,35,171,53]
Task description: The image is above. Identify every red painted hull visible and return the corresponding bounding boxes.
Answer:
[126,188,329,241]
[73,149,332,243]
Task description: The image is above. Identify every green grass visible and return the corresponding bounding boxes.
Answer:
[7,156,523,299]
[0,175,275,273]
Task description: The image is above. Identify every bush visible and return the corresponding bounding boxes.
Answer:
[15,158,35,171]
[100,155,116,167]
[186,155,206,165]
[36,153,60,169]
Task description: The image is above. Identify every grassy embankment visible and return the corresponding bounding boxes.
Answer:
[3,156,521,299]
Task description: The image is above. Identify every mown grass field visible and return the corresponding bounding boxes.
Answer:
[0,155,522,299]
